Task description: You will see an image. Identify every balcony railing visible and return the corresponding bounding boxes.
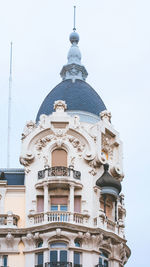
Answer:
[29,211,88,226]
[38,167,81,180]
[0,213,19,228]
[45,262,72,267]
[35,264,82,267]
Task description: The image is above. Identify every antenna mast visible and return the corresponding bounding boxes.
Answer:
[7,42,13,168]
[73,6,76,31]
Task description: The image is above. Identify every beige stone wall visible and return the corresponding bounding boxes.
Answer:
[8,241,25,267]
[4,189,25,228]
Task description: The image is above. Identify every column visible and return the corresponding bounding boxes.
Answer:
[69,184,74,222]
[44,183,48,222]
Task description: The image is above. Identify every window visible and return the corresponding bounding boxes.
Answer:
[98,251,109,267]
[50,196,68,211]
[36,240,43,248]
[50,242,68,266]
[74,252,81,266]
[74,240,81,267]
[36,252,43,267]
[52,149,67,167]
[2,255,8,267]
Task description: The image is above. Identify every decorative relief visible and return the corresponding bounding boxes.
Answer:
[119,243,128,265]
[102,133,113,161]
[54,100,67,112]
[100,110,111,122]
[21,121,36,140]
[20,153,34,167]
[68,136,85,153]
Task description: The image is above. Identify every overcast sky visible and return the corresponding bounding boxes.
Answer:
[0,0,150,266]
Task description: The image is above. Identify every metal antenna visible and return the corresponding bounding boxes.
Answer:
[7,42,13,168]
[73,6,76,31]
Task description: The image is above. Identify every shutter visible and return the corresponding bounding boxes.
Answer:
[74,196,81,212]
[60,250,67,263]
[37,196,44,212]
[51,196,68,205]
[50,250,57,262]
[52,149,67,167]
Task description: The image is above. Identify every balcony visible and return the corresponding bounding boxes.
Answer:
[35,264,82,267]
[29,211,89,226]
[45,262,72,267]
[36,167,82,190]
[38,167,81,180]
[0,212,19,228]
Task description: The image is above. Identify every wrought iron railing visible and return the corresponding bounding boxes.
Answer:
[38,167,81,180]
[45,262,72,267]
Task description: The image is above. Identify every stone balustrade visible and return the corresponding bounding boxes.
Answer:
[29,211,89,226]
[0,212,19,228]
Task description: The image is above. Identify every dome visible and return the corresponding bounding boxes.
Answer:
[36,79,106,123]
[96,164,121,197]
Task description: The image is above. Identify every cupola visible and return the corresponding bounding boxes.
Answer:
[96,164,121,197]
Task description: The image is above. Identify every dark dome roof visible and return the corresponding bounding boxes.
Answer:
[96,164,121,195]
[36,79,106,122]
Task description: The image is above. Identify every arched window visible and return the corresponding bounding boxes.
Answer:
[52,149,67,167]
[98,250,109,267]
[36,240,43,248]
[49,242,68,265]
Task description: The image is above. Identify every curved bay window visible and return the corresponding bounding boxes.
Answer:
[97,251,109,267]
[47,242,70,267]
[52,149,67,167]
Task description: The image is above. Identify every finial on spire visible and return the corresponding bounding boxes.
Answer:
[73,6,76,31]
[60,6,88,81]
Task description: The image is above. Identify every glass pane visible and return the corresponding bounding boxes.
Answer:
[60,250,67,262]
[51,205,58,211]
[99,257,102,264]
[50,250,57,262]
[50,243,67,248]
[37,241,43,248]
[3,256,7,267]
[74,252,80,264]
[60,205,67,211]
[104,260,108,267]
[37,253,43,265]
[75,241,80,247]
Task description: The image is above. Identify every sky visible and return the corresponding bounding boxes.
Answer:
[0,0,150,266]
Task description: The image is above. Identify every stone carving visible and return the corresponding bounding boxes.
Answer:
[36,136,52,151]
[56,228,61,236]
[73,115,80,129]
[119,243,128,265]
[100,110,111,122]
[39,114,47,129]
[68,136,85,153]
[54,100,67,112]
[102,134,113,161]
[6,232,14,244]
[20,153,34,167]
[21,121,36,140]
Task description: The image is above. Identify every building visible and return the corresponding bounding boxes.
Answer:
[0,27,131,267]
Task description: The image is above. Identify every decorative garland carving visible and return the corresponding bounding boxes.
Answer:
[21,121,36,140]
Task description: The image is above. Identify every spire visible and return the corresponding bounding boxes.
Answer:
[60,6,88,82]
